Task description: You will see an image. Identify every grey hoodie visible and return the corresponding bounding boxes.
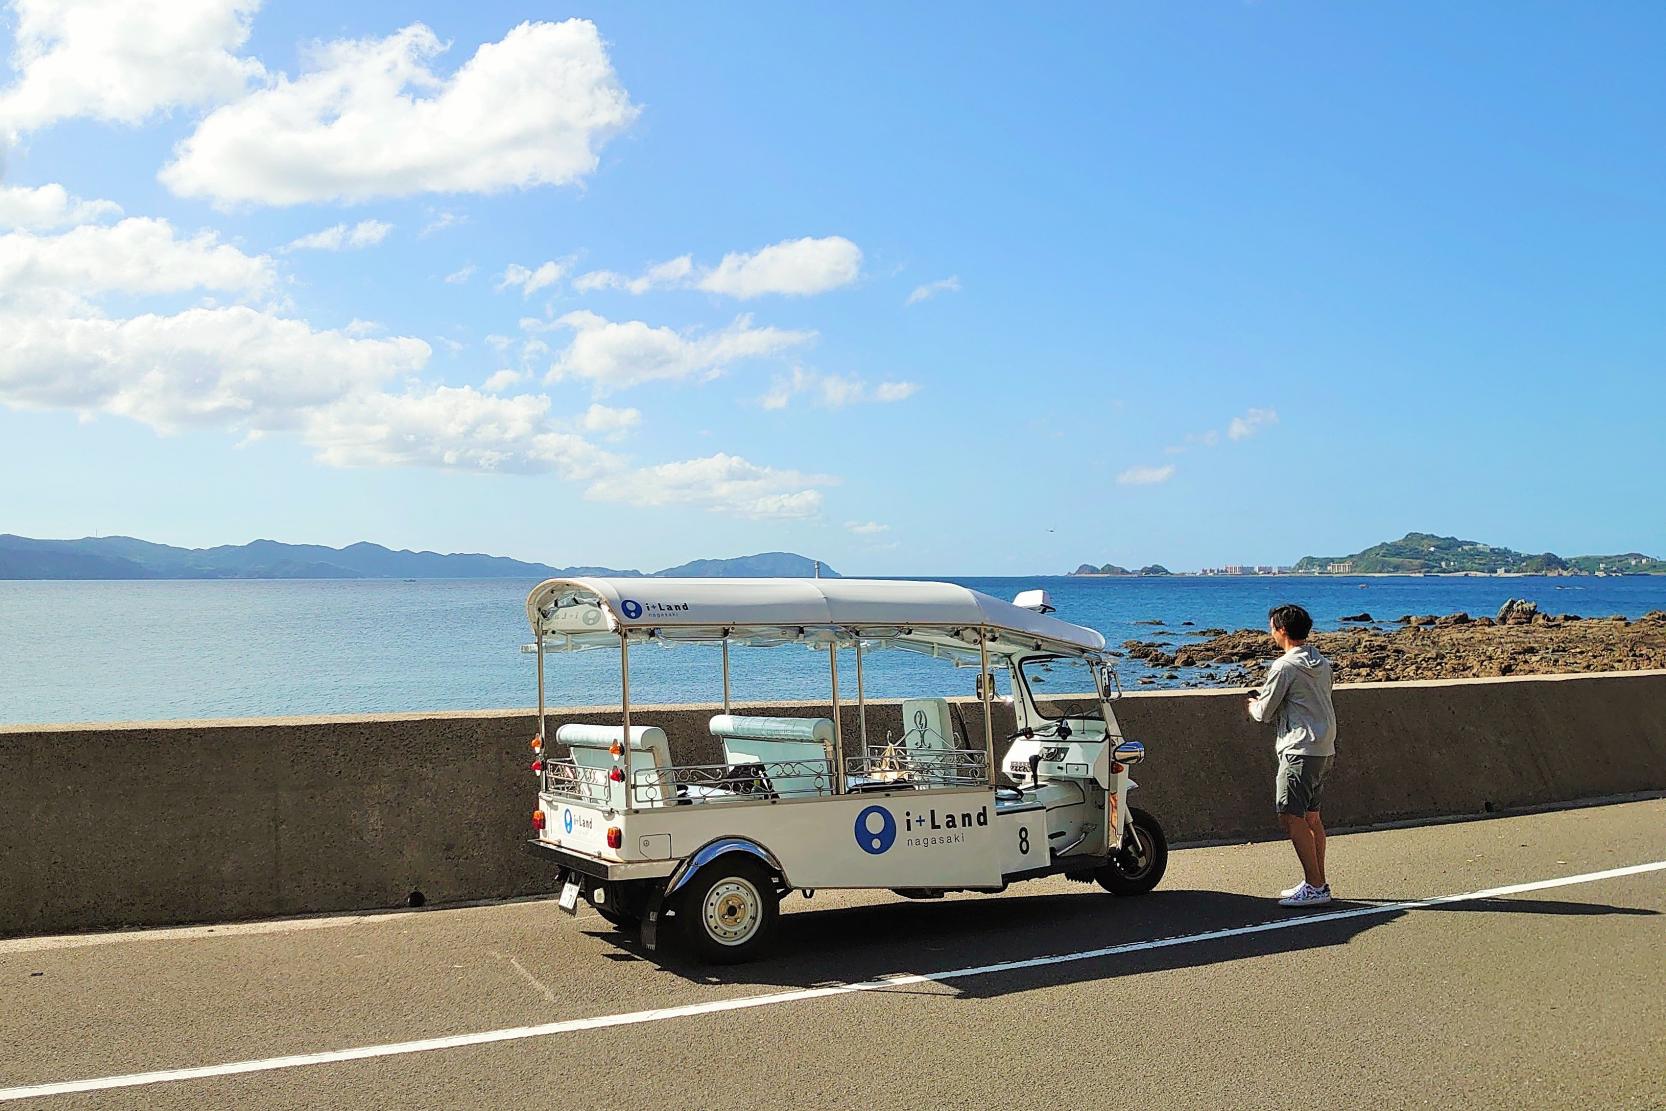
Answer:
[1248,644,1337,757]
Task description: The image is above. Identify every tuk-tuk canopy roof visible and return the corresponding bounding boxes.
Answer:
[525,577,1107,657]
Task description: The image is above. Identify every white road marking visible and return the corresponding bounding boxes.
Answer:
[2,860,1661,1103]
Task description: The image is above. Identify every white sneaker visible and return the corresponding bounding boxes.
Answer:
[1281,881,1332,899]
[1278,883,1332,907]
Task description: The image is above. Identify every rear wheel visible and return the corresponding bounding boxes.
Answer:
[674,858,780,964]
[1097,807,1167,895]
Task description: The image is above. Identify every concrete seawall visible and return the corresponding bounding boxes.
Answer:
[3,670,1663,937]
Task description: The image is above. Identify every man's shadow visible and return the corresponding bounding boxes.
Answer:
[590,887,1655,998]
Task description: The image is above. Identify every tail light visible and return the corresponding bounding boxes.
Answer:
[609,740,623,757]
[1110,761,1125,774]
[609,766,624,782]
[530,735,542,752]
[606,827,623,849]
[531,810,545,830]
[531,758,544,773]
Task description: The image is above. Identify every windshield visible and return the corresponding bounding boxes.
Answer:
[1018,655,1105,721]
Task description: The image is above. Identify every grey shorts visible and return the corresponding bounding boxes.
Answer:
[1276,754,1334,816]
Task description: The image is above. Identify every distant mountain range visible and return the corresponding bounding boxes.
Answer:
[0,534,838,581]
[1293,532,1664,575]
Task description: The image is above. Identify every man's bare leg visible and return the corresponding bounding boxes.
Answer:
[1305,811,1326,887]
[1279,813,1323,888]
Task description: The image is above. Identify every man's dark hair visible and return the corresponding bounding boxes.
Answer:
[1269,604,1313,641]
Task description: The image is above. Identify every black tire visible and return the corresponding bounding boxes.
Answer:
[593,905,640,930]
[1096,806,1168,896]
[673,857,780,964]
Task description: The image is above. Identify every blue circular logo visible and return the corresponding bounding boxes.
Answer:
[563,808,574,834]
[621,599,643,620]
[853,805,896,855]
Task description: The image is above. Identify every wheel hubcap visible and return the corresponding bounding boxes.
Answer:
[702,877,762,945]
[1119,826,1153,878]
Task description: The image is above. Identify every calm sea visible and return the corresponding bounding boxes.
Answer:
[3,575,1664,726]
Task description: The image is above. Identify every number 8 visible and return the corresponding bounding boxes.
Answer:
[1018,827,1030,854]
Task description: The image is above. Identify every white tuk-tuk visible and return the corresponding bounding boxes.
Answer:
[524,578,1167,963]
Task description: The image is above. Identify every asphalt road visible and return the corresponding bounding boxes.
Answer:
[3,799,1664,1110]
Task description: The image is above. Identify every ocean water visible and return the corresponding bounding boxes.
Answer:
[3,575,1664,726]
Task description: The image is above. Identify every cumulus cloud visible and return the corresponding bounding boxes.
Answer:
[585,452,834,520]
[159,19,638,205]
[1228,406,1278,440]
[549,310,814,394]
[846,521,889,536]
[0,0,263,141]
[758,367,918,410]
[1116,464,1175,486]
[481,369,525,393]
[698,236,861,298]
[905,275,960,305]
[0,182,123,230]
[0,305,428,432]
[581,402,640,439]
[0,217,274,308]
[283,219,392,252]
[496,260,565,297]
[302,385,611,475]
[572,237,861,299]
[443,264,476,284]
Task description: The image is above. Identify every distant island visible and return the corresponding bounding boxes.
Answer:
[0,534,838,581]
[1068,532,1664,577]
[1293,532,1664,576]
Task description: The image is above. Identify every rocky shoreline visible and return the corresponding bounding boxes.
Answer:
[1117,600,1666,687]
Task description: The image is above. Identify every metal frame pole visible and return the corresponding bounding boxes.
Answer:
[979,628,995,787]
[828,636,845,794]
[536,627,547,790]
[721,635,731,714]
[854,633,867,754]
[619,632,633,812]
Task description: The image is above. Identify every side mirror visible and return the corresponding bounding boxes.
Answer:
[1112,739,1145,765]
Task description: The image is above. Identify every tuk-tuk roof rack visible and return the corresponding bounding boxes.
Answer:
[524,577,1108,658]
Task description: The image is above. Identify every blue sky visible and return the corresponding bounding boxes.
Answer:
[1,2,1662,574]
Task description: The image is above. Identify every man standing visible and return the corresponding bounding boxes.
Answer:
[1247,604,1337,907]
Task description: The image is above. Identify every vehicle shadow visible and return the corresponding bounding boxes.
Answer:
[593,888,1656,997]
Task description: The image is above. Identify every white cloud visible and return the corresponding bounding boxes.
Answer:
[481,369,525,393]
[873,380,919,402]
[0,217,274,307]
[0,182,122,230]
[846,521,889,536]
[758,367,919,410]
[302,385,611,476]
[549,310,814,394]
[581,402,640,439]
[160,19,638,205]
[1116,464,1175,486]
[420,210,464,237]
[905,275,960,305]
[571,237,860,299]
[283,219,392,252]
[573,254,693,295]
[497,260,564,297]
[0,0,263,141]
[1228,406,1278,440]
[585,452,834,519]
[0,305,428,432]
[443,264,476,284]
[697,236,861,298]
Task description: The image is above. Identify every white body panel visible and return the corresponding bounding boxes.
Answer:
[539,787,1004,890]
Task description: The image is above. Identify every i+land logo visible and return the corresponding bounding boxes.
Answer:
[854,805,896,855]
[563,808,574,834]
[620,599,643,619]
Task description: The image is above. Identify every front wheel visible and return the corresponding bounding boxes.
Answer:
[1097,806,1168,895]
[674,858,780,964]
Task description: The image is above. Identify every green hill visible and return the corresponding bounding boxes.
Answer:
[1295,532,1664,574]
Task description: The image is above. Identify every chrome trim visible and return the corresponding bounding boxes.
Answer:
[664,836,787,897]
[1112,739,1146,765]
